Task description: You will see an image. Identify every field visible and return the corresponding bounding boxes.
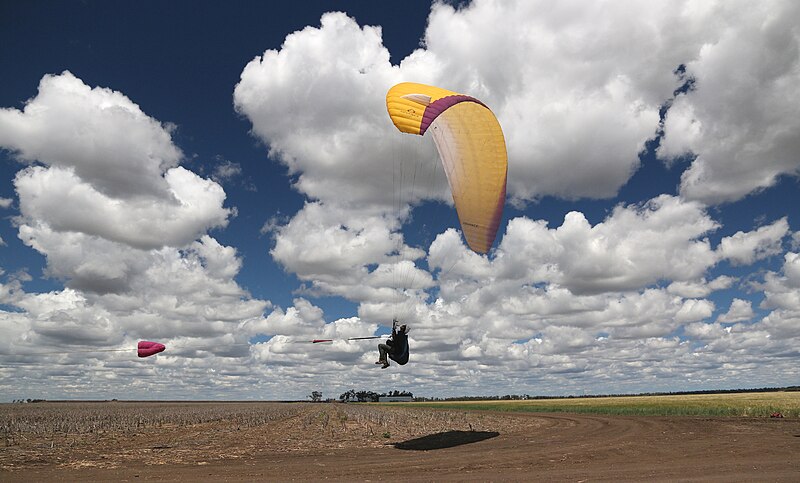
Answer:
[2,394,799,481]
[400,390,800,417]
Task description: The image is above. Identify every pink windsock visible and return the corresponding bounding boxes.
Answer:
[137,341,166,358]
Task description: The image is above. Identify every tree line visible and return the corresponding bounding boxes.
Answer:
[307,389,414,402]
[409,386,800,402]
[308,385,800,403]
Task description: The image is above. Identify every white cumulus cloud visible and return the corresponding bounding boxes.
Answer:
[657,1,800,203]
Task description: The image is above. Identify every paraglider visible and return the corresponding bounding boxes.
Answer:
[375,319,409,369]
[386,82,508,254]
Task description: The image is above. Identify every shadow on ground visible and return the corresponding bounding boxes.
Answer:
[394,430,500,450]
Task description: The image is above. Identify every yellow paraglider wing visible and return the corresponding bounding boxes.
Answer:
[386,82,507,254]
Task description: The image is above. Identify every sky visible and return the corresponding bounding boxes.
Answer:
[1,0,799,401]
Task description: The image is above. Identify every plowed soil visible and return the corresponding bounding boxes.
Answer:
[2,403,799,481]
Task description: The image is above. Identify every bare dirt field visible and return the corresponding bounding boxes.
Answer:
[2,402,799,481]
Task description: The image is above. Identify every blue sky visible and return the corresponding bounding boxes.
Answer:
[0,1,429,313]
[1,0,799,401]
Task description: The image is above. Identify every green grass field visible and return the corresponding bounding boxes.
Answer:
[382,391,800,418]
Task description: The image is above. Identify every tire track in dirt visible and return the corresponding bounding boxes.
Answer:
[369,412,800,481]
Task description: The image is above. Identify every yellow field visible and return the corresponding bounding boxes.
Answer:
[388,391,800,417]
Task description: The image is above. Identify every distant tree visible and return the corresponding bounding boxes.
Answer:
[377,390,414,399]
[341,389,414,402]
[355,390,380,402]
[309,391,323,402]
[339,389,357,402]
